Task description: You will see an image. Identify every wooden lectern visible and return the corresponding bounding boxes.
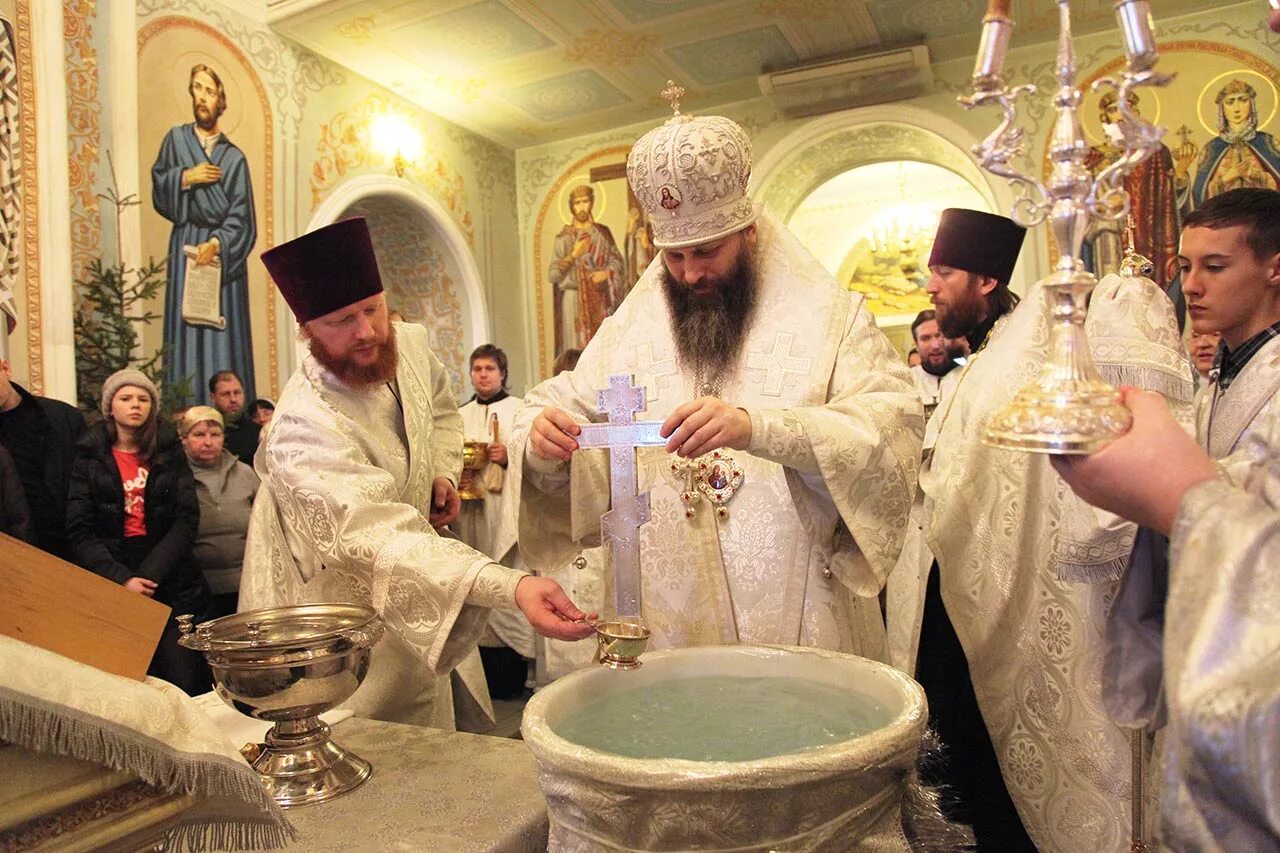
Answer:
[0,532,169,680]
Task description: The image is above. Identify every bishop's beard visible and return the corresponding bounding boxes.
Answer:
[308,322,399,387]
[662,245,759,390]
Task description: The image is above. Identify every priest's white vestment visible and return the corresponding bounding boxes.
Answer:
[908,275,1193,851]
[510,213,923,655]
[241,323,521,729]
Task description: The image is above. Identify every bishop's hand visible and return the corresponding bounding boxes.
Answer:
[514,576,596,641]
[661,396,752,459]
[530,406,581,461]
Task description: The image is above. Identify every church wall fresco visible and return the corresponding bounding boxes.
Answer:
[4,0,38,391]
[11,0,520,407]
[1066,42,1280,293]
[137,17,273,406]
[532,145,658,379]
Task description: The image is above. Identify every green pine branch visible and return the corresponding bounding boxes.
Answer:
[74,153,192,416]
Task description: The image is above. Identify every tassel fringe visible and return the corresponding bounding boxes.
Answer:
[1056,554,1130,584]
[1095,363,1194,403]
[0,687,294,849]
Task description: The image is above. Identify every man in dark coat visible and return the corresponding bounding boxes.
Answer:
[0,358,87,559]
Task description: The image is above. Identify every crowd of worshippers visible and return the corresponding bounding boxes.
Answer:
[2,101,1278,850]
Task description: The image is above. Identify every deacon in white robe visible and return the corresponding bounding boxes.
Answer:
[455,346,534,664]
[511,110,922,658]
[242,218,592,730]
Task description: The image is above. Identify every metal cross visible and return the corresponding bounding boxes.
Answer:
[746,332,812,396]
[661,80,685,116]
[575,374,667,620]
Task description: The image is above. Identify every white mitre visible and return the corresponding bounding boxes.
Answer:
[626,83,757,249]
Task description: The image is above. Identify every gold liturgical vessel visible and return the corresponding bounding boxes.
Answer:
[963,0,1172,453]
[458,440,490,500]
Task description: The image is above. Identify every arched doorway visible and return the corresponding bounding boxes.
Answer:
[752,105,1039,354]
[304,175,489,396]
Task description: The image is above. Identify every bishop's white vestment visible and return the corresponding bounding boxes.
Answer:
[908,274,1193,851]
[510,212,923,656]
[241,322,524,729]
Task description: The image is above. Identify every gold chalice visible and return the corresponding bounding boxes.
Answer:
[458,440,490,500]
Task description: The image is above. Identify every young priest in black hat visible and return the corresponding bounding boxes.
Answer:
[241,217,593,729]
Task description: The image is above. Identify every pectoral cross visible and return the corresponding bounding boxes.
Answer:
[576,374,667,620]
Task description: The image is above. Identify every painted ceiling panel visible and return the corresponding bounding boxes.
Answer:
[385,1,555,68]
[267,0,1230,149]
[666,25,800,87]
[501,68,633,122]
[608,0,720,24]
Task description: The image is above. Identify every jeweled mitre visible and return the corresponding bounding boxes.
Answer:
[626,112,757,249]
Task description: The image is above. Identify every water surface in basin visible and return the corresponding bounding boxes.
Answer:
[551,675,891,761]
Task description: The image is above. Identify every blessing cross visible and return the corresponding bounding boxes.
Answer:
[576,374,667,620]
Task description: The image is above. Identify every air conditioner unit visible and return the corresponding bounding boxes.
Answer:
[758,44,933,117]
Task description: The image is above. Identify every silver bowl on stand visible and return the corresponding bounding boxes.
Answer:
[178,603,384,808]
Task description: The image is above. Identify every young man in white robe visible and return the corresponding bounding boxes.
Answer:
[1055,186,1280,849]
[888,209,1194,850]
[454,344,535,698]
[510,109,923,658]
[242,217,593,730]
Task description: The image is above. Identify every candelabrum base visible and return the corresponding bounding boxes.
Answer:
[982,379,1133,455]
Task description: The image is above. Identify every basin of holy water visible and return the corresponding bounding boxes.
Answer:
[521,645,927,852]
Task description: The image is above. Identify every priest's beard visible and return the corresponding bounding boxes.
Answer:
[921,356,956,378]
[308,323,399,387]
[662,244,759,391]
[936,274,988,339]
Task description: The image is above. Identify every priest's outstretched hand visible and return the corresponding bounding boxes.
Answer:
[1050,387,1218,535]
[515,575,597,641]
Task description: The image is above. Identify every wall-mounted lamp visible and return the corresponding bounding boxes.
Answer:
[370,111,424,178]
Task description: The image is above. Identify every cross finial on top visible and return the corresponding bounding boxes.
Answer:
[1124,213,1137,254]
[661,80,685,116]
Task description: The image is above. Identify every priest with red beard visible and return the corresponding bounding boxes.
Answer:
[242,218,593,730]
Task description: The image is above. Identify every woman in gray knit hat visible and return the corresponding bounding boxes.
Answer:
[65,369,210,694]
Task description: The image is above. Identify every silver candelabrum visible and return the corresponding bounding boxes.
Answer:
[963,0,1173,453]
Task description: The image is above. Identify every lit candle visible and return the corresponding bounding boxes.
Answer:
[987,0,1013,19]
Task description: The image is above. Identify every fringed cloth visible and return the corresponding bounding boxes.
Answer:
[0,635,293,850]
